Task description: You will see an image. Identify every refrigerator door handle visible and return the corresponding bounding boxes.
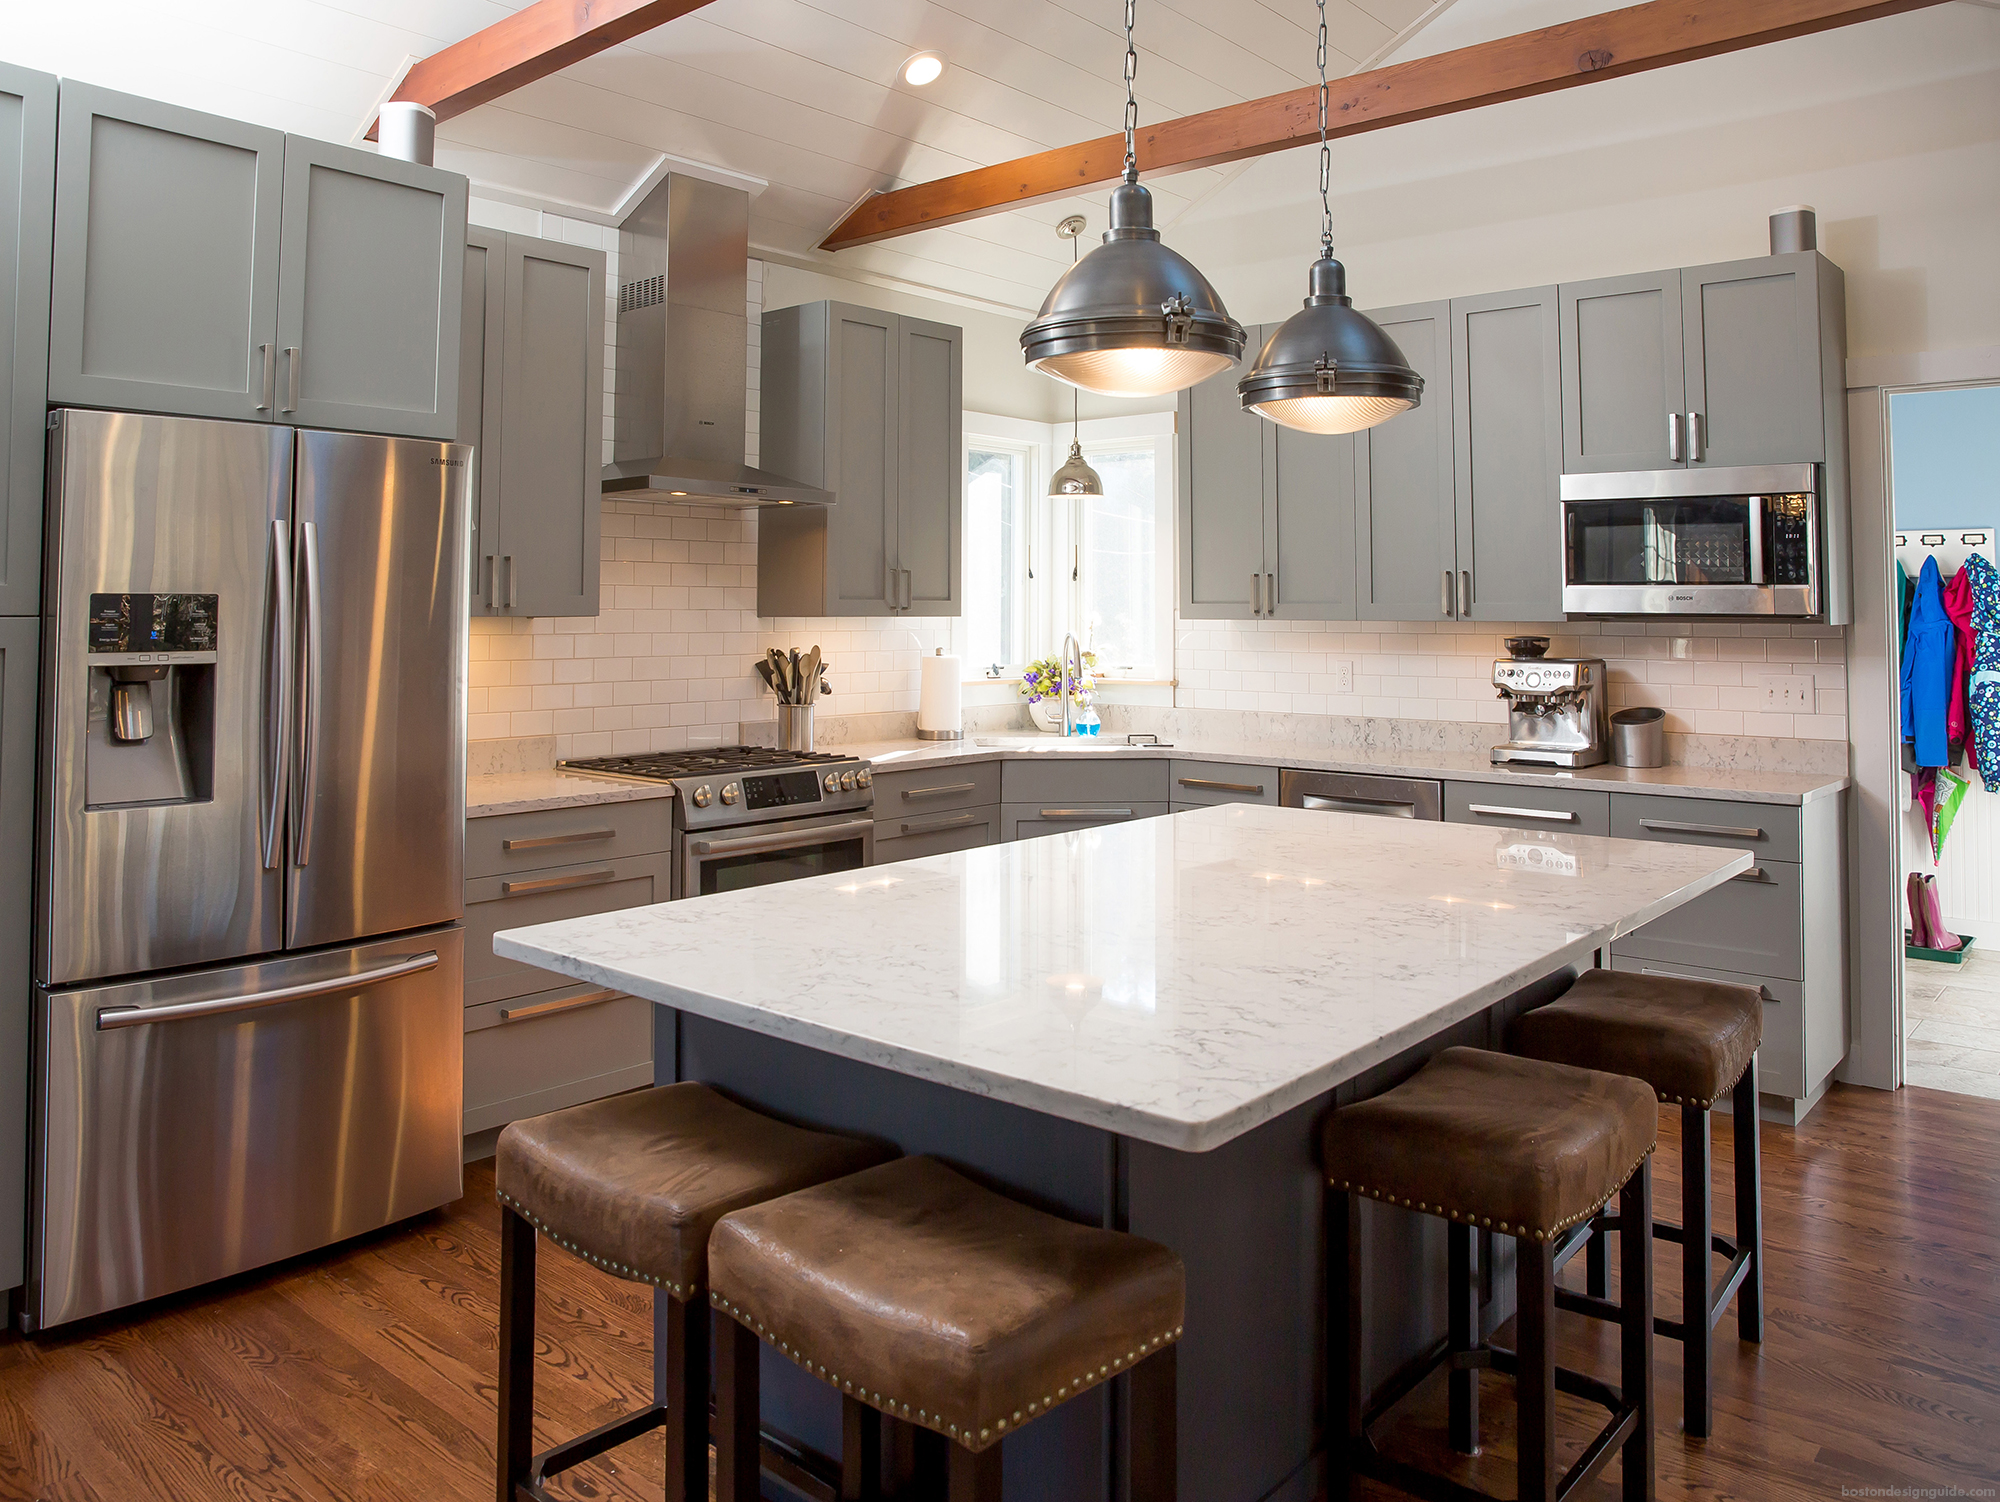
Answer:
[262,519,294,870]
[95,951,441,1031]
[293,521,324,867]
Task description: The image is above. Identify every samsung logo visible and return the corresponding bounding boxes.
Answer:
[432,457,465,467]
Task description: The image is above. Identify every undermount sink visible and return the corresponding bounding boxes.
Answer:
[973,736,1144,752]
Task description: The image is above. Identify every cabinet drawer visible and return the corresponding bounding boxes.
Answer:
[1609,795,1800,863]
[871,762,1001,817]
[873,806,1001,863]
[1613,858,1801,980]
[466,852,671,1007]
[1169,760,1279,806]
[1444,781,1610,836]
[1002,802,1170,842]
[463,987,653,1135]
[466,798,673,878]
[1609,956,1803,1099]
[1000,758,1169,805]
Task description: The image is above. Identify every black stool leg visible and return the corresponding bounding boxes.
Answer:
[1516,1235,1557,1502]
[1447,1221,1479,1454]
[661,1296,710,1502]
[1586,1210,1610,1299]
[1620,1161,1656,1502]
[1324,1189,1360,1501]
[715,1315,761,1502]
[1682,1102,1714,1438]
[1733,1057,1764,1343]
[948,1441,1003,1500]
[1129,1344,1178,1502]
[841,1396,882,1502]
[497,1206,537,1502]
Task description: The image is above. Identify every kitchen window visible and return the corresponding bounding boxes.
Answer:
[959,412,1174,682]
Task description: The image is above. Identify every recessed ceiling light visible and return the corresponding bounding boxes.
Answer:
[902,52,944,87]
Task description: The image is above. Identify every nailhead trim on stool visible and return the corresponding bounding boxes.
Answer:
[496,1188,693,1297]
[1332,1146,1654,1242]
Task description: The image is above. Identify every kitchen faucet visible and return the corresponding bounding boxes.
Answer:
[1060,632,1083,737]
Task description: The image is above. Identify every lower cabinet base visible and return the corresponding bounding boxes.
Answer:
[463,990,654,1136]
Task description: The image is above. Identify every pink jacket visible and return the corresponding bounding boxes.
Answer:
[1941,565,1978,767]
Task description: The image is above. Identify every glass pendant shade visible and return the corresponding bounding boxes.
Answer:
[1049,439,1104,496]
[1238,255,1422,434]
[1022,178,1245,398]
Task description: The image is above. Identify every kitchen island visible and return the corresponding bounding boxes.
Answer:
[496,804,1748,1501]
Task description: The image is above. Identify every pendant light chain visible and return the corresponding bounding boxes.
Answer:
[1123,0,1140,177]
[1317,0,1334,252]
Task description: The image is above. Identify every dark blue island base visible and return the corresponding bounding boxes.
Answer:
[653,963,1577,1502]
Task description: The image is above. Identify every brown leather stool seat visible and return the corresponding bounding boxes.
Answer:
[1506,967,1767,1439]
[494,1083,895,1502]
[707,1155,1185,1500]
[1322,1047,1659,1502]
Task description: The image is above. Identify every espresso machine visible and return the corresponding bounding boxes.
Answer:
[1490,636,1610,769]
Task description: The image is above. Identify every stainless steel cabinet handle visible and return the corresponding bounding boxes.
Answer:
[501,867,617,896]
[1458,570,1471,617]
[1442,569,1453,617]
[503,828,616,851]
[1687,410,1705,462]
[256,342,275,412]
[1638,818,1764,840]
[484,555,497,610]
[902,782,978,801]
[900,811,979,836]
[501,987,621,1023]
[1730,867,1772,884]
[504,554,517,609]
[1467,803,1577,823]
[692,817,876,858]
[97,952,439,1031]
[282,347,300,413]
[262,520,293,871]
[1266,572,1276,612]
[1039,808,1134,820]
[1640,963,1772,1001]
[903,569,913,610]
[293,521,324,867]
[1252,570,1263,615]
[1668,411,1684,462]
[1303,793,1417,816]
[1178,777,1265,795]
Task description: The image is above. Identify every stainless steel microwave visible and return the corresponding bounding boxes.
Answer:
[1560,463,1822,618]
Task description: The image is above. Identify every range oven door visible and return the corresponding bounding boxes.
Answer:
[1560,463,1820,618]
[678,812,875,899]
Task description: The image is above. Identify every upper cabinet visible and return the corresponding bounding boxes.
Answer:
[1560,252,1843,473]
[0,63,56,618]
[48,82,465,440]
[758,301,963,618]
[1354,304,1454,622]
[458,228,605,618]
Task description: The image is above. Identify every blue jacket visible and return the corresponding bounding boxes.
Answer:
[1903,554,1956,768]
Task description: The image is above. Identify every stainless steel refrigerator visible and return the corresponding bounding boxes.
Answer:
[26,409,468,1331]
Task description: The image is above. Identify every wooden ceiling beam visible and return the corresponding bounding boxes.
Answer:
[819,0,1951,251]
[366,0,712,140]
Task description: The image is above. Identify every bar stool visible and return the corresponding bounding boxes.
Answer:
[705,1155,1185,1501]
[1321,1047,1658,1502]
[494,1083,895,1502]
[1508,967,1764,1438]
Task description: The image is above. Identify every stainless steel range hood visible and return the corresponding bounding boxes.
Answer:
[602,173,833,507]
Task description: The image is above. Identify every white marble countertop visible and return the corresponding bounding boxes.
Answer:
[467,770,674,818]
[495,804,1750,1151]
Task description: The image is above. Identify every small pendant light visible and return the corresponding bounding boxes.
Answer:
[1048,217,1104,498]
[1237,0,1422,434]
[1020,0,1245,399]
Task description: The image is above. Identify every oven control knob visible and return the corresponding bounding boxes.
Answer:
[855,768,872,788]
[720,782,740,805]
[824,772,841,793]
[840,771,857,791]
[691,784,713,808]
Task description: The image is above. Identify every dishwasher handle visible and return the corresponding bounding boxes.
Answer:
[1281,770,1443,820]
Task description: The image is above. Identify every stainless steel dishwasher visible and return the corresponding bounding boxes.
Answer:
[1280,769,1444,820]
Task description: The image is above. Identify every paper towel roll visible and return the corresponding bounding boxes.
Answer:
[918,649,963,740]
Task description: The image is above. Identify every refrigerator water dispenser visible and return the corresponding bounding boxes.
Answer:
[83,591,218,807]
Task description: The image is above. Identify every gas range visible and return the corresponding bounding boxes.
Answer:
[556,746,875,833]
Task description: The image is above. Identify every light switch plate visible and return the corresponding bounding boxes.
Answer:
[1758,674,1814,711]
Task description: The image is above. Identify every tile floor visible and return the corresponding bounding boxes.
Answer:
[1904,943,2000,1098]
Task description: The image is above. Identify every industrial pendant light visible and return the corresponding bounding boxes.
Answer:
[1237,0,1422,434]
[1020,0,1244,399]
[1048,217,1104,497]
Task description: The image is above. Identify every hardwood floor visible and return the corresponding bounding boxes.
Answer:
[2,1083,1997,1501]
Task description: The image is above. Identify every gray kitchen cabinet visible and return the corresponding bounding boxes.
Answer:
[463,990,653,1137]
[1558,269,1682,474]
[48,82,285,423]
[871,762,1001,863]
[1001,757,1169,806]
[1002,803,1171,841]
[1177,323,1358,621]
[1443,780,1610,837]
[0,617,38,1293]
[457,228,605,617]
[1169,759,1279,808]
[1451,287,1563,621]
[0,64,54,618]
[274,135,465,441]
[758,301,963,617]
[873,807,1001,863]
[1354,303,1455,621]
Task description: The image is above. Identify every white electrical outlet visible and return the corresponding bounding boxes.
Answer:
[1330,659,1355,695]
[1759,674,1814,711]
